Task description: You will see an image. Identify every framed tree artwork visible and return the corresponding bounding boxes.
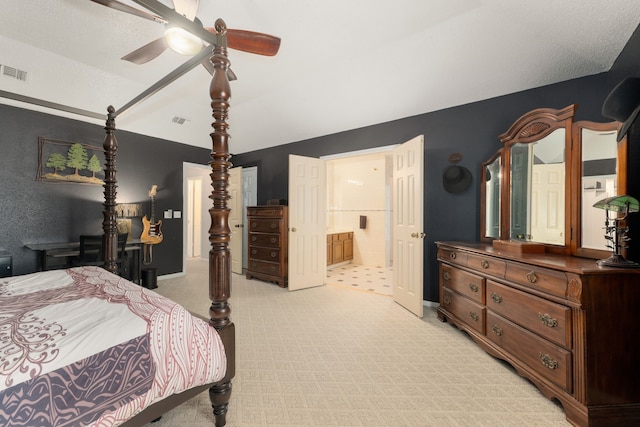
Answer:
[36,137,105,185]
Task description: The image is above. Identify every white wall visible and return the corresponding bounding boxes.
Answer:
[327,152,390,266]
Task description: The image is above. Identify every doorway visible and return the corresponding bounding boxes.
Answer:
[323,147,395,296]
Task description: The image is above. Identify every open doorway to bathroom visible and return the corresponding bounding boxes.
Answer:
[323,147,395,296]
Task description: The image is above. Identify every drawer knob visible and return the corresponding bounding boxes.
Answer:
[251,236,257,242]
[251,249,257,255]
[443,271,451,281]
[450,252,457,260]
[443,295,451,305]
[491,293,502,304]
[270,266,276,272]
[469,283,478,292]
[526,271,538,283]
[271,252,277,258]
[469,312,479,322]
[491,325,503,336]
[481,260,489,269]
[539,353,558,370]
[538,313,558,328]
[271,237,277,243]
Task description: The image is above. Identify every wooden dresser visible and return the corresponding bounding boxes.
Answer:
[436,241,640,427]
[246,206,288,287]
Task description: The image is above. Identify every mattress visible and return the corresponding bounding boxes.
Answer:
[0,266,226,427]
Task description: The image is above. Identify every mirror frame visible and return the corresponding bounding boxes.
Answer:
[570,120,627,259]
[497,104,575,254]
[481,104,629,258]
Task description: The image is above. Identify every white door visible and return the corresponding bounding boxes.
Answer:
[392,135,424,317]
[242,167,258,270]
[187,178,202,258]
[288,154,327,291]
[531,162,565,245]
[229,167,243,274]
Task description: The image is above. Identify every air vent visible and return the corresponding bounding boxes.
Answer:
[172,116,190,125]
[1,65,28,82]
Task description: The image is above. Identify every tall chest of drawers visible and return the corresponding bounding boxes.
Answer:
[246,206,288,287]
[436,241,640,427]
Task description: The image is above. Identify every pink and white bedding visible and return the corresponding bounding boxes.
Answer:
[0,266,226,427]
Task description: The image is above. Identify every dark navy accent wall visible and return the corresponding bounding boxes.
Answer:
[0,104,210,276]
[232,73,615,302]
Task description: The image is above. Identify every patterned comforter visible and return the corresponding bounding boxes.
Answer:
[0,266,226,427]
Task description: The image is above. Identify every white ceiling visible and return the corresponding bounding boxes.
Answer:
[1,0,639,154]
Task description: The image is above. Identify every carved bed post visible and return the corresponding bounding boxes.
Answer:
[207,19,236,427]
[102,105,119,274]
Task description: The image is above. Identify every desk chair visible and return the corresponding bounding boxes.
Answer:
[76,234,129,279]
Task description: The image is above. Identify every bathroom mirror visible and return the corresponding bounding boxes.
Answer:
[571,120,627,259]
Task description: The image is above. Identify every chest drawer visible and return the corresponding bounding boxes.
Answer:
[467,253,506,278]
[250,233,281,248]
[505,261,567,298]
[440,264,485,304]
[437,246,468,267]
[487,311,572,393]
[248,259,284,276]
[249,246,281,262]
[247,207,286,217]
[250,218,283,233]
[442,287,486,335]
[486,280,571,348]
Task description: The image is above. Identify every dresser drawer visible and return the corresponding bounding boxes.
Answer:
[250,218,283,233]
[440,264,485,304]
[437,246,468,267]
[486,280,571,348]
[248,259,284,277]
[467,253,506,278]
[247,207,286,217]
[505,261,567,298]
[487,311,572,393]
[249,233,281,248]
[249,246,281,262]
[442,287,486,335]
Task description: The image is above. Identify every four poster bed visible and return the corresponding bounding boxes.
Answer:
[0,24,236,427]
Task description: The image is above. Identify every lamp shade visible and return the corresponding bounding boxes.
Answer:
[592,195,640,213]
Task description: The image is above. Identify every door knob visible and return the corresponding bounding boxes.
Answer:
[291,227,297,232]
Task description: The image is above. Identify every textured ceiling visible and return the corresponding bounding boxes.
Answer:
[0,0,639,153]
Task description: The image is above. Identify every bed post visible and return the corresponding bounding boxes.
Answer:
[102,105,119,274]
[207,19,236,427]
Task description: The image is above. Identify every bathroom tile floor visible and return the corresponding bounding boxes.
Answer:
[326,263,392,296]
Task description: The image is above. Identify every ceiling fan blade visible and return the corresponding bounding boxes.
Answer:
[88,0,166,23]
[131,0,219,46]
[114,45,215,119]
[121,37,168,64]
[207,28,281,56]
[201,57,237,81]
[172,0,199,21]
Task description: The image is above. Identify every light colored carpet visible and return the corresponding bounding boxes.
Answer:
[151,258,569,427]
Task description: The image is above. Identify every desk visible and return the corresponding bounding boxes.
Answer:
[25,239,142,284]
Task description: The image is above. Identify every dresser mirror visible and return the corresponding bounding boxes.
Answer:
[480,150,501,241]
[481,104,628,257]
[571,120,627,259]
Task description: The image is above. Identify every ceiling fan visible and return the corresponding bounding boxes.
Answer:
[92,0,281,119]
[89,0,281,75]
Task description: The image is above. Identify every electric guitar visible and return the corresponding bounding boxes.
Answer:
[141,185,163,244]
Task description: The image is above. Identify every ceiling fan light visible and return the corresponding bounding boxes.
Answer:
[164,26,202,55]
